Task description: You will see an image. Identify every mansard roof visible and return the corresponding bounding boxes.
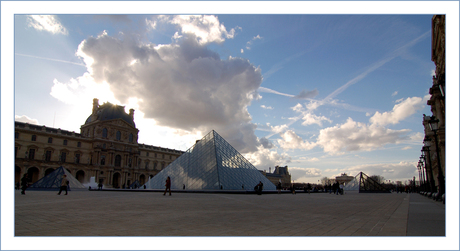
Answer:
[85,102,135,127]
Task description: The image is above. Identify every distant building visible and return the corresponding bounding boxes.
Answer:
[261,165,291,188]
[15,98,184,188]
[335,173,354,185]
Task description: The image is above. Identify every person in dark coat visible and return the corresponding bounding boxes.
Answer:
[254,181,263,195]
[163,176,171,196]
[20,174,28,195]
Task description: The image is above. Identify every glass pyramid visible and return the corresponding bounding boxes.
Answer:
[343,172,390,193]
[28,166,86,191]
[142,130,276,191]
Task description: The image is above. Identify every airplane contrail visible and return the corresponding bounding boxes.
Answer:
[263,30,431,139]
[15,53,86,67]
[323,30,431,102]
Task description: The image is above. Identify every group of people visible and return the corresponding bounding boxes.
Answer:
[326,181,344,195]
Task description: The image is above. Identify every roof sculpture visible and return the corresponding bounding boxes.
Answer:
[141,130,276,191]
[28,166,86,190]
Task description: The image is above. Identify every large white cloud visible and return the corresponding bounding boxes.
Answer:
[244,146,291,170]
[15,115,39,125]
[277,130,316,150]
[369,96,426,126]
[158,15,238,45]
[291,103,332,127]
[27,15,68,35]
[53,16,262,153]
[316,118,410,154]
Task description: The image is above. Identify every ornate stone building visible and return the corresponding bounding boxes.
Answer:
[420,15,445,198]
[261,165,292,187]
[335,173,354,185]
[15,98,184,188]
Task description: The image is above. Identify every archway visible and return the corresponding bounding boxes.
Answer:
[76,170,85,183]
[45,168,55,177]
[139,174,146,185]
[112,172,121,188]
[27,167,40,183]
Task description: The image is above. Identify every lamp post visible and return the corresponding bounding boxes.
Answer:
[422,140,435,194]
[417,161,422,192]
[428,116,445,201]
[419,156,427,192]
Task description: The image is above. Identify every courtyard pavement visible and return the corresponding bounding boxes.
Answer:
[10,189,449,249]
[14,189,445,236]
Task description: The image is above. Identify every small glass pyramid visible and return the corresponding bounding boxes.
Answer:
[142,130,276,191]
[343,172,390,193]
[28,166,86,190]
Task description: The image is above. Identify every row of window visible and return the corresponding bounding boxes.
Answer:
[17,146,167,170]
[145,152,173,160]
[16,147,81,163]
[16,132,82,147]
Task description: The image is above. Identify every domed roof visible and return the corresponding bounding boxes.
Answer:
[85,102,135,126]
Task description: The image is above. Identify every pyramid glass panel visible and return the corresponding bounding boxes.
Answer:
[142,130,276,191]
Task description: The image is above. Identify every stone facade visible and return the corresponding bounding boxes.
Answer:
[420,15,445,196]
[15,99,184,188]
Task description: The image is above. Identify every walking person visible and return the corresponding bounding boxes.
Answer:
[277,181,282,194]
[20,174,28,195]
[57,174,69,195]
[163,176,171,196]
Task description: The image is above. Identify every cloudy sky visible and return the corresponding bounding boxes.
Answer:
[11,9,443,185]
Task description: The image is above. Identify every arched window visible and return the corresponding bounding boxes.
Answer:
[28,149,36,160]
[115,155,121,167]
[116,131,121,141]
[45,150,52,161]
[102,128,108,138]
[129,133,133,143]
[60,152,67,162]
[75,153,81,164]
[100,155,106,165]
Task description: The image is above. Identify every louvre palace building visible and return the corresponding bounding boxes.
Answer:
[15,98,184,188]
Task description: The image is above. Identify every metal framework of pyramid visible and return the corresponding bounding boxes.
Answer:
[142,130,276,191]
[28,166,86,191]
[343,172,390,193]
